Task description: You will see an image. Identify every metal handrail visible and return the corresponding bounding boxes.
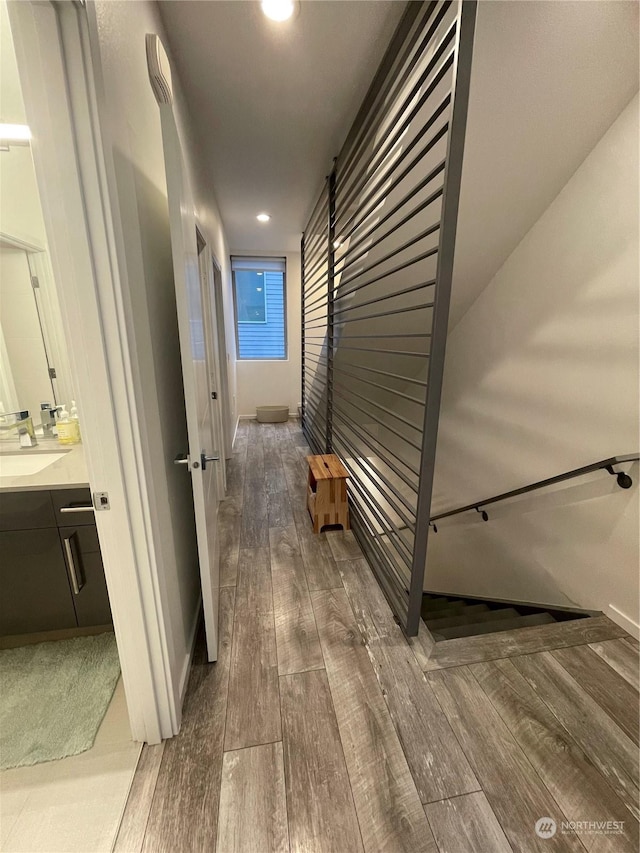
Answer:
[430,454,640,526]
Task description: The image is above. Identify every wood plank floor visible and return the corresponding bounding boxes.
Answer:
[120,420,640,853]
[217,742,289,853]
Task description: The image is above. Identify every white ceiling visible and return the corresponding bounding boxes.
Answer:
[450,0,639,327]
[160,0,638,307]
[159,0,406,252]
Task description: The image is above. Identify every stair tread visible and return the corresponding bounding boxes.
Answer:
[421,605,488,623]
[421,598,467,613]
[433,612,556,641]
[423,603,489,624]
[426,607,520,631]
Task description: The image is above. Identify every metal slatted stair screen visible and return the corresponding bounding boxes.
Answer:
[301,0,476,635]
[301,182,330,453]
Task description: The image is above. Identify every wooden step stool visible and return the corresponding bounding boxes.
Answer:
[306,454,350,534]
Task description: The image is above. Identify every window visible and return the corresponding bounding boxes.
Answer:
[232,256,287,359]
[236,271,267,323]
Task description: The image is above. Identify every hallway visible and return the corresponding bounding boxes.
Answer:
[116,420,638,853]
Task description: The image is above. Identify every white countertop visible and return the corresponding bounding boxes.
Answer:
[0,440,89,492]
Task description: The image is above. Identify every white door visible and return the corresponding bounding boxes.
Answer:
[158,103,220,662]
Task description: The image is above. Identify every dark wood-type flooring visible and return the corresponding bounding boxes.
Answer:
[115,420,639,853]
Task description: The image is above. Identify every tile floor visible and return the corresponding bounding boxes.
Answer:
[1,678,140,853]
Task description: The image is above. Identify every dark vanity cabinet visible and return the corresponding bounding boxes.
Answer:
[0,525,77,634]
[58,524,111,627]
[0,488,112,637]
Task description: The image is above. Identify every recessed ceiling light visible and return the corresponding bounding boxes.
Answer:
[256,213,271,222]
[261,0,295,22]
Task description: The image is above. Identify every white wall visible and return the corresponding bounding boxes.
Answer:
[450,0,639,329]
[234,249,301,417]
[427,94,640,636]
[87,0,235,715]
[0,147,46,249]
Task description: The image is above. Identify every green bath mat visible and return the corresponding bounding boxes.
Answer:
[0,632,121,770]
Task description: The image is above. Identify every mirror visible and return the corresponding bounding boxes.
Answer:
[0,240,72,424]
[0,0,74,435]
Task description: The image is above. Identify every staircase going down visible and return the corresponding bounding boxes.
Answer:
[421,593,591,642]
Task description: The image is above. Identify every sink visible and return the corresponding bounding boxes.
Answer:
[0,452,68,477]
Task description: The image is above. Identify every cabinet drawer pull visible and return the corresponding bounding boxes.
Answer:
[63,535,85,595]
[59,506,94,513]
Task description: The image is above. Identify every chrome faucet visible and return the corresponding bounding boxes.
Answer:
[18,426,37,447]
[0,411,37,447]
[0,410,30,433]
[41,405,63,435]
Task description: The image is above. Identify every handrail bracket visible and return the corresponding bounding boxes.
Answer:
[605,464,633,489]
[431,453,638,525]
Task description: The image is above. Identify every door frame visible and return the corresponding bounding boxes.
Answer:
[211,252,234,461]
[8,0,178,741]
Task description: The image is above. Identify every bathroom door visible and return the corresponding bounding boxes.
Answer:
[158,101,220,662]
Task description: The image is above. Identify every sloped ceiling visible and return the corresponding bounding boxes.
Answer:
[451,0,639,328]
[159,0,406,252]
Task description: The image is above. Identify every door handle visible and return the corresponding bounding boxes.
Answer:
[63,533,85,595]
[59,506,94,514]
[201,451,219,471]
[174,452,218,471]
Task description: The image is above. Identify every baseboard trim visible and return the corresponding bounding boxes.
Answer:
[607,604,640,640]
[232,416,240,449]
[238,414,300,421]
